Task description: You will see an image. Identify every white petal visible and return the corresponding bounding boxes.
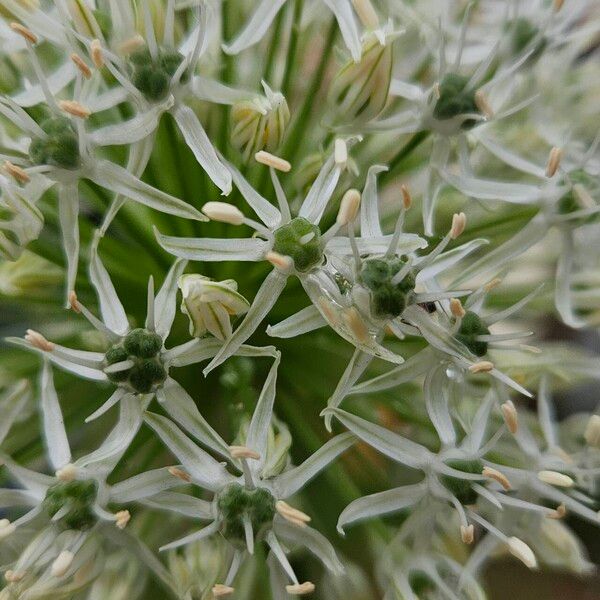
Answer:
[389,79,425,101]
[299,156,340,224]
[267,305,326,339]
[442,172,543,204]
[144,411,233,491]
[476,134,546,179]
[424,365,456,447]
[0,381,31,445]
[322,0,362,62]
[191,75,254,105]
[417,239,488,283]
[159,520,220,552]
[156,379,230,459]
[326,233,427,256]
[40,361,71,470]
[141,491,213,519]
[555,230,586,328]
[58,183,80,303]
[274,432,356,498]
[172,104,232,195]
[110,467,184,503]
[155,259,187,340]
[13,62,75,107]
[360,165,387,237]
[155,228,269,261]
[85,388,127,423]
[90,160,206,221]
[222,0,287,55]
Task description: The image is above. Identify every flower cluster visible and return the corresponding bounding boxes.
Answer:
[0,1,599,599]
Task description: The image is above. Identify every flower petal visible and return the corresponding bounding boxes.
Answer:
[110,467,184,503]
[266,305,326,339]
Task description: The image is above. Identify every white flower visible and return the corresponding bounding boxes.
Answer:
[156,141,426,375]
[140,352,354,597]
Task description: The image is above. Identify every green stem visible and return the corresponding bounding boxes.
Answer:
[383,130,430,180]
[281,0,304,97]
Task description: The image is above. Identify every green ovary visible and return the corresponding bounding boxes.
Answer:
[43,479,98,531]
[129,45,186,102]
[29,117,80,170]
[359,257,416,318]
[104,328,166,394]
[440,459,483,505]
[272,217,323,272]
[217,483,276,546]
[433,73,480,130]
[455,311,490,357]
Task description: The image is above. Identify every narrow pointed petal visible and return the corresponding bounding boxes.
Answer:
[159,520,220,552]
[85,388,127,423]
[172,104,232,195]
[424,365,456,447]
[267,306,326,338]
[142,492,213,519]
[110,467,185,503]
[154,259,187,340]
[0,381,31,446]
[360,165,387,237]
[58,183,80,303]
[323,0,362,62]
[274,432,356,498]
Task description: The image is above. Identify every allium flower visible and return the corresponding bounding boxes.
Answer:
[142,353,354,597]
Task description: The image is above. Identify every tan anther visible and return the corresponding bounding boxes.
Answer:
[584,414,600,448]
[537,470,574,488]
[276,500,311,527]
[450,298,465,318]
[90,39,104,68]
[461,524,474,544]
[450,212,467,239]
[547,503,566,520]
[229,445,260,460]
[255,150,291,172]
[115,510,131,529]
[401,184,412,210]
[59,100,91,119]
[25,329,54,352]
[334,138,348,165]
[285,582,316,595]
[265,251,293,271]
[70,53,92,78]
[56,463,78,482]
[508,537,538,569]
[474,90,494,119]
[553,0,564,11]
[501,400,518,434]
[545,147,562,178]
[5,570,25,583]
[343,307,370,344]
[337,189,361,226]
[168,466,192,483]
[10,22,37,44]
[68,290,81,313]
[118,34,145,55]
[3,160,30,184]
[484,277,502,292]
[482,466,512,491]
[469,360,494,374]
[212,584,235,597]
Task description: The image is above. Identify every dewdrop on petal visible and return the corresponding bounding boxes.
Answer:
[508,537,538,570]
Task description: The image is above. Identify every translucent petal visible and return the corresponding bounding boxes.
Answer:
[13,62,75,107]
[267,305,326,338]
[323,0,362,62]
[299,156,340,224]
[110,467,184,503]
[424,365,456,447]
[159,520,220,552]
[191,75,254,105]
[141,492,213,519]
[0,380,31,446]
[326,233,427,256]
[360,165,387,237]
[442,172,543,204]
[58,183,80,302]
[155,259,187,340]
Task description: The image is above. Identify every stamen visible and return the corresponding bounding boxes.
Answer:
[229,446,260,460]
[545,147,562,178]
[342,307,370,344]
[468,360,493,373]
[3,160,30,183]
[265,251,293,271]
[55,463,78,482]
[115,510,131,529]
[547,504,566,520]
[553,0,564,11]
[51,550,74,577]
[334,138,348,165]
[507,537,538,569]
[68,290,81,313]
[474,90,494,119]
[401,184,412,209]
[118,35,145,55]
[59,100,91,119]
[201,201,244,225]
[573,183,594,208]
[168,466,192,482]
[90,39,104,68]
[584,414,600,448]
[0,519,15,540]
[482,466,512,490]
[461,524,474,544]
[212,584,235,597]
[336,189,361,226]
[10,22,38,44]
[537,470,574,488]
[450,212,467,239]
[25,329,54,352]
[501,400,518,434]
[484,278,502,292]
[5,570,25,583]
[450,298,465,318]
[255,150,291,172]
[276,501,311,527]
[352,0,379,29]
[70,53,92,79]
[285,582,316,596]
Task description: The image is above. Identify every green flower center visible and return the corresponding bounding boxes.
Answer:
[455,311,490,357]
[129,45,186,102]
[217,483,276,546]
[104,328,166,394]
[440,458,483,505]
[29,116,80,170]
[359,257,416,318]
[272,217,323,272]
[43,479,98,531]
[433,73,480,130]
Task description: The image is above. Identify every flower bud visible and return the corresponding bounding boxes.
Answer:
[231,84,290,162]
